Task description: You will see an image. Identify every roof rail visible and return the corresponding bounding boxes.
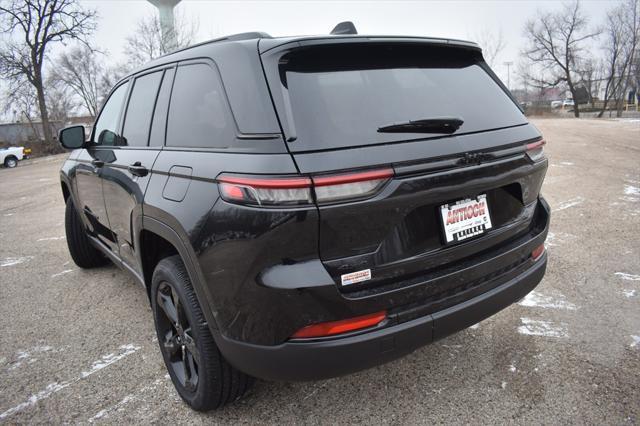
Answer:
[156,31,272,59]
[330,21,357,35]
[214,31,272,43]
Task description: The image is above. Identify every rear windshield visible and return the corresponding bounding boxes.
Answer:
[278,44,527,151]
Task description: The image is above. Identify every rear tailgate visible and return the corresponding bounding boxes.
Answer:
[261,39,547,293]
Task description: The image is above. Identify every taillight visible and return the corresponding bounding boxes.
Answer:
[313,168,393,204]
[218,175,313,206]
[291,311,387,339]
[531,243,545,261]
[526,139,546,162]
[218,168,393,206]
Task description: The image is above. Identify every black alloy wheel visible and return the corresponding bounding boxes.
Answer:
[156,281,200,392]
[151,255,253,411]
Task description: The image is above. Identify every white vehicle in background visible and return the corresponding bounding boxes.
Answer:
[550,100,563,108]
[562,99,575,107]
[0,146,29,168]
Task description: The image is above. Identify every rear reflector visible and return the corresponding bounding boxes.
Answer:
[526,139,546,162]
[291,311,387,339]
[531,244,545,261]
[218,168,393,206]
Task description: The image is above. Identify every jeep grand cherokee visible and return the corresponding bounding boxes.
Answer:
[57,25,549,411]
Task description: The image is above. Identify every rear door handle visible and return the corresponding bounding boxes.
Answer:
[128,162,149,177]
[91,159,104,168]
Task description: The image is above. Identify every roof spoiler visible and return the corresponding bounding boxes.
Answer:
[330,21,357,35]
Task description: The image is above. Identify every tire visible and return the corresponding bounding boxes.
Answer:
[151,255,253,411]
[4,156,18,168]
[64,198,109,268]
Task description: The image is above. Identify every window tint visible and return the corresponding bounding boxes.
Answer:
[149,68,175,146]
[93,83,128,146]
[122,71,163,147]
[166,63,235,148]
[279,44,527,151]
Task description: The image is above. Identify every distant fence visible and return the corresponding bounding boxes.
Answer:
[0,121,62,145]
[0,116,95,147]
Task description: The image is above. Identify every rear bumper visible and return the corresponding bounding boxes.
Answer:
[214,253,546,381]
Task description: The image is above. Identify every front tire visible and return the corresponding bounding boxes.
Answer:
[4,156,18,168]
[64,198,109,268]
[151,255,253,411]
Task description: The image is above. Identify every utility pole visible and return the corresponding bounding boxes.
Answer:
[503,61,513,90]
[147,0,182,52]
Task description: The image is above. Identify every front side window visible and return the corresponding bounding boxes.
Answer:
[122,71,163,147]
[166,63,235,148]
[93,82,128,146]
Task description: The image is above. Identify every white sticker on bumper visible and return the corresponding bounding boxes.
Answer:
[341,269,371,286]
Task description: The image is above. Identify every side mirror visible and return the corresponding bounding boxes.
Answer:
[59,126,86,149]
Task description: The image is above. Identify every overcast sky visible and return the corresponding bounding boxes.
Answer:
[83,0,613,84]
[0,0,616,121]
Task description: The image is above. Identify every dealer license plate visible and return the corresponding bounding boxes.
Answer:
[440,194,493,244]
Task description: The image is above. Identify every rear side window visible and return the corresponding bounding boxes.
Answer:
[149,68,175,146]
[166,63,235,149]
[278,44,527,151]
[93,83,128,146]
[122,71,163,147]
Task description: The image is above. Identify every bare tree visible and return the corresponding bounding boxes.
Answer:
[615,0,639,116]
[2,83,40,136]
[598,0,639,117]
[577,59,602,108]
[0,0,96,147]
[471,28,507,68]
[49,46,118,117]
[522,0,600,117]
[1,80,70,152]
[45,76,79,123]
[123,11,197,68]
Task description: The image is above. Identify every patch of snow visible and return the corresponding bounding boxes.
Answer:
[622,289,637,298]
[37,236,65,242]
[545,231,577,248]
[1,256,33,267]
[631,336,640,348]
[80,344,140,378]
[0,344,140,420]
[7,345,57,371]
[559,161,574,166]
[87,376,167,422]
[501,381,507,389]
[615,272,640,281]
[51,269,74,278]
[553,196,585,212]
[624,185,640,196]
[519,291,577,310]
[518,318,568,338]
[509,365,516,373]
[0,382,69,420]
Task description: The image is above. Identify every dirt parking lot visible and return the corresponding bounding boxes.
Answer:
[0,118,638,424]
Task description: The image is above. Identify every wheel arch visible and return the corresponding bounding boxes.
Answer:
[61,180,71,202]
[140,217,219,332]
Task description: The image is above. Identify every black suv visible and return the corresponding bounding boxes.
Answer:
[58,27,549,411]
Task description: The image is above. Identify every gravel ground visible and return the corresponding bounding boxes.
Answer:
[0,118,638,424]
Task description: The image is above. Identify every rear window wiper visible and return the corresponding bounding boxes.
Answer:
[377,117,464,134]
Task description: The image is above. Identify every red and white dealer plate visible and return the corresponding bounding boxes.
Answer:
[440,194,493,244]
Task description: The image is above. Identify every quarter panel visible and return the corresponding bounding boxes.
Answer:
[144,150,300,335]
